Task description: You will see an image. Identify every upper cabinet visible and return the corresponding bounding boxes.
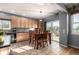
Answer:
[11,16,38,28]
[33,20,37,28]
[11,16,21,28]
[11,16,17,28]
[17,17,21,28]
[24,18,29,28]
[20,18,25,28]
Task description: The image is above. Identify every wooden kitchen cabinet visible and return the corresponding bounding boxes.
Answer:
[17,17,21,28]
[16,33,29,42]
[28,19,31,28]
[23,18,27,28]
[11,16,21,28]
[25,18,29,28]
[20,18,24,28]
[11,16,17,28]
[11,16,44,42]
[33,20,37,28]
[11,16,39,29]
[30,19,33,28]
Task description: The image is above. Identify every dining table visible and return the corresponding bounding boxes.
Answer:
[29,32,51,49]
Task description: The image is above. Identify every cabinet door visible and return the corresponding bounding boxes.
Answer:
[11,16,17,28]
[30,19,33,28]
[23,18,28,28]
[32,20,34,28]
[38,20,42,29]
[33,20,37,28]
[28,19,31,28]
[20,18,23,28]
[16,33,29,42]
[25,18,29,28]
[17,17,21,28]
[21,18,25,28]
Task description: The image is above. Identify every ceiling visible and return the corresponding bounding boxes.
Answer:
[0,3,65,19]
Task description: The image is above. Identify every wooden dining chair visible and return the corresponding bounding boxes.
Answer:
[42,32,48,47]
[29,31,36,45]
[34,34,44,49]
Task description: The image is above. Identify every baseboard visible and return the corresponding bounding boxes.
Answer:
[52,40,59,43]
[69,44,79,49]
[60,43,68,47]
[0,45,10,48]
[52,40,68,47]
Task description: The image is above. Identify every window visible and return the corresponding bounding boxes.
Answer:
[46,21,52,31]
[72,13,79,34]
[0,20,11,30]
[46,20,59,42]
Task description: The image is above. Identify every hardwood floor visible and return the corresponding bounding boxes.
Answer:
[0,41,79,55]
[50,41,79,55]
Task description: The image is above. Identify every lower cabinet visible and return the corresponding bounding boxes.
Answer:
[16,33,29,42]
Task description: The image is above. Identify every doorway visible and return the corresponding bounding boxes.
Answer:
[46,20,60,42]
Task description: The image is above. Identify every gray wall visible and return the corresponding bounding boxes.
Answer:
[0,13,11,19]
[68,14,79,48]
[44,11,79,48]
[69,35,79,48]
[44,12,68,46]
[59,12,68,46]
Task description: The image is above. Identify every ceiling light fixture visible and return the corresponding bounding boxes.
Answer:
[40,20,42,21]
[40,11,42,13]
